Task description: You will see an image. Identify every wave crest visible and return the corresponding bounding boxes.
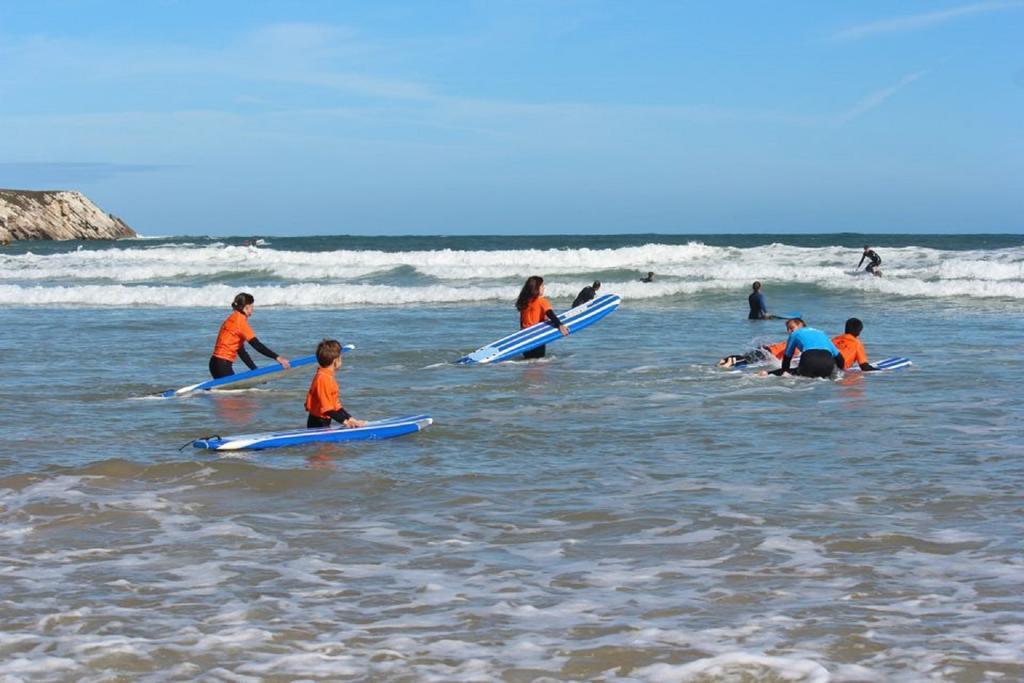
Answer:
[1,241,1021,305]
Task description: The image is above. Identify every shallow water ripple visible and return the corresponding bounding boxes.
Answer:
[1,278,1023,680]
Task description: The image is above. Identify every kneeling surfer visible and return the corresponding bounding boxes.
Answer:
[209,292,289,379]
[764,318,843,378]
[516,275,569,359]
[305,339,366,429]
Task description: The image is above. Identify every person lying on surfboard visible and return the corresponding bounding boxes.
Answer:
[572,280,601,308]
[516,275,569,359]
[831,318,879,372]
[718,339,797,368]
[305,339,366,429]
[209,292,290,379]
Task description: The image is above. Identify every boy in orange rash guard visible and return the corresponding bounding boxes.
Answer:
[515,275,568,359]
[832,318,878,371]
[209,292,290,379]
[305,339,367,429]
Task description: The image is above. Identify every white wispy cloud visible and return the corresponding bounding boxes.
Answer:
[832,1,1024,41]
[831,71,927,127]
[0,22,436,103]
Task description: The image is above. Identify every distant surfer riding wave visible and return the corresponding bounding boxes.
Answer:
[858,246,883,277]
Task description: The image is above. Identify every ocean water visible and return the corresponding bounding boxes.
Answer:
[1,233,1022,681]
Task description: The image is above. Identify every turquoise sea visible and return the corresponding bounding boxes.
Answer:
[1,233,1022,681]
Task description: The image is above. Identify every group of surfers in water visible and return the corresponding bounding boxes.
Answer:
[205,247,886,430]
[204,277,582,431]
[206,292,365,430]
[718,315,877,378]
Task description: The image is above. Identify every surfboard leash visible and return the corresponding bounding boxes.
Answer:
[178,435,220,451]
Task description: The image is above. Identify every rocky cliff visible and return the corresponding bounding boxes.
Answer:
[0,189,136,244]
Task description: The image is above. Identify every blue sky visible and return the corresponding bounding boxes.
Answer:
[1,1,1021,235]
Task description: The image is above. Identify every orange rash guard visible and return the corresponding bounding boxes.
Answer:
[305,366,342,419]
[832,333,868,369]
[519,296,553,329]
[212,310,256,362]
[764,340,790,360]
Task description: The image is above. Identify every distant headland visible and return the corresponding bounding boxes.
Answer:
[0,189,136,244]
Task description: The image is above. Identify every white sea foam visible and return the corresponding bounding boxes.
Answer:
[0,273,1020,307]
[1,241,1021,304]
[633,653,832,682]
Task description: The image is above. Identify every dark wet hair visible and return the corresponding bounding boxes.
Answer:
[844,318,864,336]
[592,280,601,290]
[864,245,870,250]
[231,292,254,312]
[789,318,805,328]
[316,339,342,367]
[516,276,544,311]
[752,281,761,291]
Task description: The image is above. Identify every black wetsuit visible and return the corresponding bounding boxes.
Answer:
[572,286,597,308]
[768,349,839,378]
[859,250,881,274]
[793,349,838,378]
[523,310,565,359]
[307,407,353,429]
[208,337,279,379]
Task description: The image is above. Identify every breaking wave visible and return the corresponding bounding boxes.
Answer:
[0,240,1020,305]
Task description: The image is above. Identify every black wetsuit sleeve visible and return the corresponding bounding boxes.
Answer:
[545,310,563,327]
[248,336,279,360]
[857,254,866,269]
[237,347,257,371]
[326,407,352,424]
[859,362,879,372]
[780,354,793,374]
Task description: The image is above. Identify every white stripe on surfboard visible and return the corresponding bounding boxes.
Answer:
[471,295,618,353]
[467,296,620,363]
[207,415,432,450]
[486,300,617,360]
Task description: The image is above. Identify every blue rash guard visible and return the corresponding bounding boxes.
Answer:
[784,327,840,358]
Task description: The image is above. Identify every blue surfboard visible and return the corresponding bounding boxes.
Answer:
[160,343,355,398]
[457,293,621,364]
[853,356,912,372]
[192,414,433,451]
[728,355,912,372]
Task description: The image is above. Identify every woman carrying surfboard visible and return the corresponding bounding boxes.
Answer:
[209,292,290,379]
[515,276,569,359]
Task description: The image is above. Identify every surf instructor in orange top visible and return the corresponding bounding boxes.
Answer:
[516,275,569,359]
[209,292,290,379]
